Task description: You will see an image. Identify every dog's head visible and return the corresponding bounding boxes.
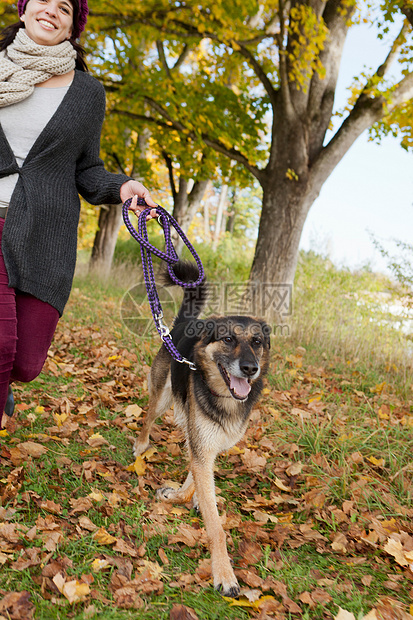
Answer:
[194,316,271,401]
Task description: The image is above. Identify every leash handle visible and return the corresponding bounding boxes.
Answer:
[122,198,204,287]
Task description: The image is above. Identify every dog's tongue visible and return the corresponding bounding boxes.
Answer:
[230,375,251,398]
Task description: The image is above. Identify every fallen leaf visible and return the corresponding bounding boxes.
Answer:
[241,448,267,472]
[113,538,139,557]
[361,575,373,587]
[78,516,97,531]
[91,558,111,572]
[136,560,163,580]
[286,461,303,476]
[16,442,47,458]
[290,407,312,419]
[70,497,93,514]
[158,548,169,565]
[88,490,105,502]
[126,455,146,476]
[52,572,90,604]
[87,433,109,447]
[310,588,333,605]
[335,608,356,620]
[238,540,263,566]
[367,456,385,467]
[331,532,348,554]
[299,591,316,608]
[113,586,144,609]
[92,527,117,545]
[124,404,143,419]
[224,594,279,611]
[0,591,34,619]
[235,569,264,588]
[170,604,199,619]
[383,536,413,567]
[40,499,61,514]
[239,588,262,602]
[273,477,291,492]
[168,524,207,548]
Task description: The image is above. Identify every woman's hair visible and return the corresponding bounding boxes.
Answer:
[0,0,88,72]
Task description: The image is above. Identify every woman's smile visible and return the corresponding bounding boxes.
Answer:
[21,0,73,45]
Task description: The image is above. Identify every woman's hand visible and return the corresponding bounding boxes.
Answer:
[120,180,158,219]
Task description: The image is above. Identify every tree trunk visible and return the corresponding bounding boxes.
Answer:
[172,178,210,254]
[89,203,123,278]
[255,186,312,269]
[212,184,228,251]
[204,201,211,240]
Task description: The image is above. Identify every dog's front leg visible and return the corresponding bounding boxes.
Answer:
[133,373,172,457]
[191,455,240,598]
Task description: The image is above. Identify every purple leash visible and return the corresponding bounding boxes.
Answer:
[122,198,204,370]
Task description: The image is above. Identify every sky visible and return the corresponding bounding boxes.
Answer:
[299,13,413,274]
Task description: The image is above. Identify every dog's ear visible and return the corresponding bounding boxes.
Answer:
[261,322,271,349]
[202,319,218,344]
[183,319,219,343]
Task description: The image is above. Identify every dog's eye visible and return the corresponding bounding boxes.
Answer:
[222,336,234,344]
[252,338,263,347]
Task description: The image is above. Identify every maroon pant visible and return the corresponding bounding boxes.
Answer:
[0,218,59,425]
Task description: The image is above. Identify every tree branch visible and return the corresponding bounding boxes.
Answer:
[173,44,191,71]
[110,152,126,175]
[112,108,172,131]
[400,2,413,27]
[236,43,278,108]
[277,0,295,121]
[376,21,410,78]
[156,41,172,80]
[311,69,413,191]
[90,11,270,45]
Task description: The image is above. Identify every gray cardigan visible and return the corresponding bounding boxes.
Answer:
[0,70,130,315]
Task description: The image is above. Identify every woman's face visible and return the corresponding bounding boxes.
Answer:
[20,0,74,46]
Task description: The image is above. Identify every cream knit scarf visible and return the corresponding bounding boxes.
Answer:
[0,29,76,108]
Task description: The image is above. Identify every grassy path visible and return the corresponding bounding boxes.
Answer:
[1,284,413,620]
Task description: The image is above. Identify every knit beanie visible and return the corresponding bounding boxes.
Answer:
[17,0,89,39]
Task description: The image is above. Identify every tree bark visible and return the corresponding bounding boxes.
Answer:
[171,178,210,254]
[89,203,123,278]
[212,184,228,251]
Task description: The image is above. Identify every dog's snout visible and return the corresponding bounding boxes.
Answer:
[240,360,259,376]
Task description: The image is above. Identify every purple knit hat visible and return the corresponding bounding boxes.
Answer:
[17,0,89,39]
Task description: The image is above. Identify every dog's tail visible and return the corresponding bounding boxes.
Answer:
[161,259,208,325]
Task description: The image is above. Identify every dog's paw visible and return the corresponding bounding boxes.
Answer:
[215,580,240,599]
[213,564,240,598]
[156,487,176,502]
[133,440,150,458]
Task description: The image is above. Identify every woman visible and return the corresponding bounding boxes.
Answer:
[0,0,156,426]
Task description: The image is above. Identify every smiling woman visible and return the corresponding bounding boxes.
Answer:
[20,0,75,48]
[0,0,158,427]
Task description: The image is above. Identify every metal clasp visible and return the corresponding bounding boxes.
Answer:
[155,312,171,340]
[176,358,197,371]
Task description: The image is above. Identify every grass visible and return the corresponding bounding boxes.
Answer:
[1,248,413,619]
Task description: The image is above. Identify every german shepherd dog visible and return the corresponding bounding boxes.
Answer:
[133,261,270,597]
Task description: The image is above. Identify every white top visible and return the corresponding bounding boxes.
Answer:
[0,84,70,207]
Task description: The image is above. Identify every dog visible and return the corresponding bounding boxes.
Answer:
[133,260,270,597]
